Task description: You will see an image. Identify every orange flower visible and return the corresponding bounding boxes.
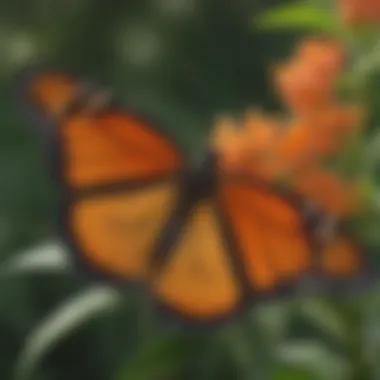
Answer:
[211,37,364,219]
[338,0,380,26]
[211,112,282,174]
[272,105,360,172]
[274,121,318,173]
[211,116,248,171]
[274,61,336,114]
[242,110,281,155]
[296,38,345,78]
[212,104,362,185]
[274,38,345,115]
[292,104,363,155]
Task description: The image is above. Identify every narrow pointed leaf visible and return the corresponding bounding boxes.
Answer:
[254,2,339,33]
[0,240,70,278]
[13,286,123,380]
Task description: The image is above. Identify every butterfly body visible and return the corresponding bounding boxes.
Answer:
[16,69,373,327]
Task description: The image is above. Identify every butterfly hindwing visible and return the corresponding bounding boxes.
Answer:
[63,181,180,283]
[149,199,244,324]
[301,217,374,295]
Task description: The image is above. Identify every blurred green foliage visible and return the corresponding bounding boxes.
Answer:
[2,0,380,379]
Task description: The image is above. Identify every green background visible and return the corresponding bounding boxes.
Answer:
[1,0,380,379]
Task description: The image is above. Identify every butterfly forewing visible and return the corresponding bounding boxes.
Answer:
[22,71,184,189]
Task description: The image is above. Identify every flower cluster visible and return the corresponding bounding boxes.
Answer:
[338,0,380,26]
[212,38,364,218]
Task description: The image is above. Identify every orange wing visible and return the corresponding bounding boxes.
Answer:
[302,222,374,294]
[63,181,180,282]
[320,237,363,278]
[19,69,184,283]
[149,200,243,324]
[20,69,184,189]
[216,175,372,300]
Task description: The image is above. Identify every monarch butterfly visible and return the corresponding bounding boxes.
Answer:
[15,68,373,326]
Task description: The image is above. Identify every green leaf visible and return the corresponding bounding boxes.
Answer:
[254,2,339,33]
[351,42,380,78]
[255,302,291,343]
[275,340,350,380]
[13,286,123,380]
[0,240,70,278]
[297,300,348,342]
